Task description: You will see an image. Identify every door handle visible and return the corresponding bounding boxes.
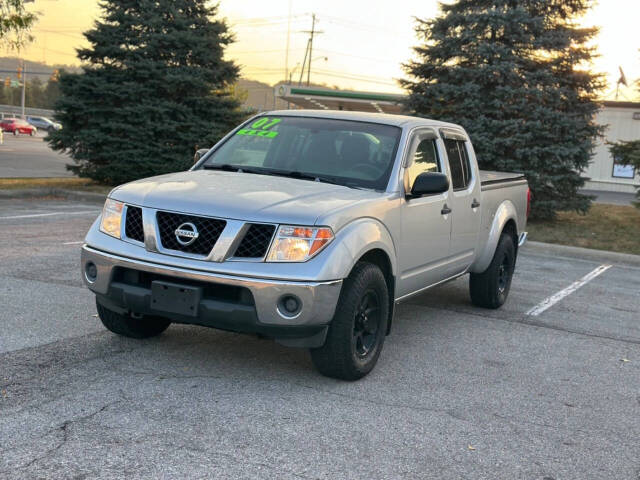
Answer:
[441,204,452,215]
[471,199,480,209]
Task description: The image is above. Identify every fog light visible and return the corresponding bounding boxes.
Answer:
[85,262,97,282]
[278,295,302,317]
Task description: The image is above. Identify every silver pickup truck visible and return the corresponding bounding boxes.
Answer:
[81,111,529,380]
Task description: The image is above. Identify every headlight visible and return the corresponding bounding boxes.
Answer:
[266,226,334,262]
[99,198,124,239]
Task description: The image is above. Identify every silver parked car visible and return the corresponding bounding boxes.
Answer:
[26,115,62,132]
[81,111,530,380]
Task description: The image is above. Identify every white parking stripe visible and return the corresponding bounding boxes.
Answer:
[526,264,612,316]
[62,241,84,245]
[0,210,99,220]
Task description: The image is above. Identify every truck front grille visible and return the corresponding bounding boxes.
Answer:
[124,206,144,242]
[156,211,226,256]
[234,223,276,258]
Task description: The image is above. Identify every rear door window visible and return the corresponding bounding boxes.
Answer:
[444,139,472,190]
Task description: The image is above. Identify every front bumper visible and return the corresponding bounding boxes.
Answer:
[82,245,343,347]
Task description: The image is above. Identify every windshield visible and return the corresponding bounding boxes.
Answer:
[201,116,402,190]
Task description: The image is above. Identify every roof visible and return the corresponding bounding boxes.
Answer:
[603,100,640,109]
[275,85,406,114]
[265,109,462,130]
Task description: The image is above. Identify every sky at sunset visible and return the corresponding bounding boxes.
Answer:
[16,0,640,100]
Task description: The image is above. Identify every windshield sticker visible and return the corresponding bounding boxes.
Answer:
[236,117,281,138]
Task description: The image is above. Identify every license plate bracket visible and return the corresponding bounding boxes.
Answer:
[151,281,202,317]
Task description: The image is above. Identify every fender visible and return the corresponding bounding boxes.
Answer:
[470,200,518,273]
[311,217,397,281]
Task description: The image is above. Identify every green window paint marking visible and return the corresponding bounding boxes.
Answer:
[236,129,279,138]
[238,117,282,138]
[250,118,281,130]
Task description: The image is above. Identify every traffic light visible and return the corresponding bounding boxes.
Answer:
[17,67,22,80]
[4,77,9,88]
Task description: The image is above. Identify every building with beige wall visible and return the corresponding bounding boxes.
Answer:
[584,101,640,193]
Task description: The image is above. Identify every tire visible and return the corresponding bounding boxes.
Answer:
[13,130,17,136]
[469,233,516,309]
[30,130,36,136]
[310,262,389,381]
[96,299,171,339]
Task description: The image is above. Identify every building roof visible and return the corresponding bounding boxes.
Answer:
[275,85,406,114]
[602,100,640,109]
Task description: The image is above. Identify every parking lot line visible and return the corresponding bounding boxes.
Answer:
[0,210,99,220]
[62,241,84,245]
[526,264,612,316]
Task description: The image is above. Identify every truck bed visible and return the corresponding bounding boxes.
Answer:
[480,171,527,190]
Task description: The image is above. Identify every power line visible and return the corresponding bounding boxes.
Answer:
[34,29,85,40]
[227,48,305,55]
[314,48,400,65]
[313,69,398,86]
[321,15,399,36]
[228,13,309,25]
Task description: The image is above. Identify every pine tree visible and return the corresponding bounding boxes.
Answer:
[402,0,605,219]
[48,0,244,184]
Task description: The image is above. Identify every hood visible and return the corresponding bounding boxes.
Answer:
[109,170,382,227]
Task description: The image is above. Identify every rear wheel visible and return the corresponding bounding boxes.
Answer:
[96,299,171,339]
[30,129,36,136]
[469,233,515,309]
[310,262,389,381]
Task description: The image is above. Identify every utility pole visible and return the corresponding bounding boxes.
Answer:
[284,0,292,83]
[298,14,323,87]
[20,61,26,119]
[306,14,316,87]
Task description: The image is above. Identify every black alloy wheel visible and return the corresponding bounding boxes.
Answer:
[353,289,382,358]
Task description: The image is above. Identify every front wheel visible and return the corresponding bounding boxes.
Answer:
[469,232,516,309]
[96,300,171,339]
[310,262,389,381]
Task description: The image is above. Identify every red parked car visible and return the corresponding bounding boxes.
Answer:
[0,118,37,136]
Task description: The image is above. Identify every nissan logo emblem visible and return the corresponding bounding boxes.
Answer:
[174,222,199,246]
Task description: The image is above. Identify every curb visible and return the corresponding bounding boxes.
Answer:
[523,241,640,268]
[0,188,107,203]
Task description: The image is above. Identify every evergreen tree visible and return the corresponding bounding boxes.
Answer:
[25,76,44,107]
[402,0,605,219]
[42,74,61,110]
[49,0,243,184]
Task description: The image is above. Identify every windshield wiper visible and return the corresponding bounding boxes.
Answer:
[203,164,272,176]
[203,163,238,172]
[203,165,364,189]
[274,170,362,189]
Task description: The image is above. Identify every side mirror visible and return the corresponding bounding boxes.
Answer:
[408,172,449,198]
[194,148,209,164]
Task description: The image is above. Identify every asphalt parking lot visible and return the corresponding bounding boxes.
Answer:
[1,196,639,479]
[0,132,72,178]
